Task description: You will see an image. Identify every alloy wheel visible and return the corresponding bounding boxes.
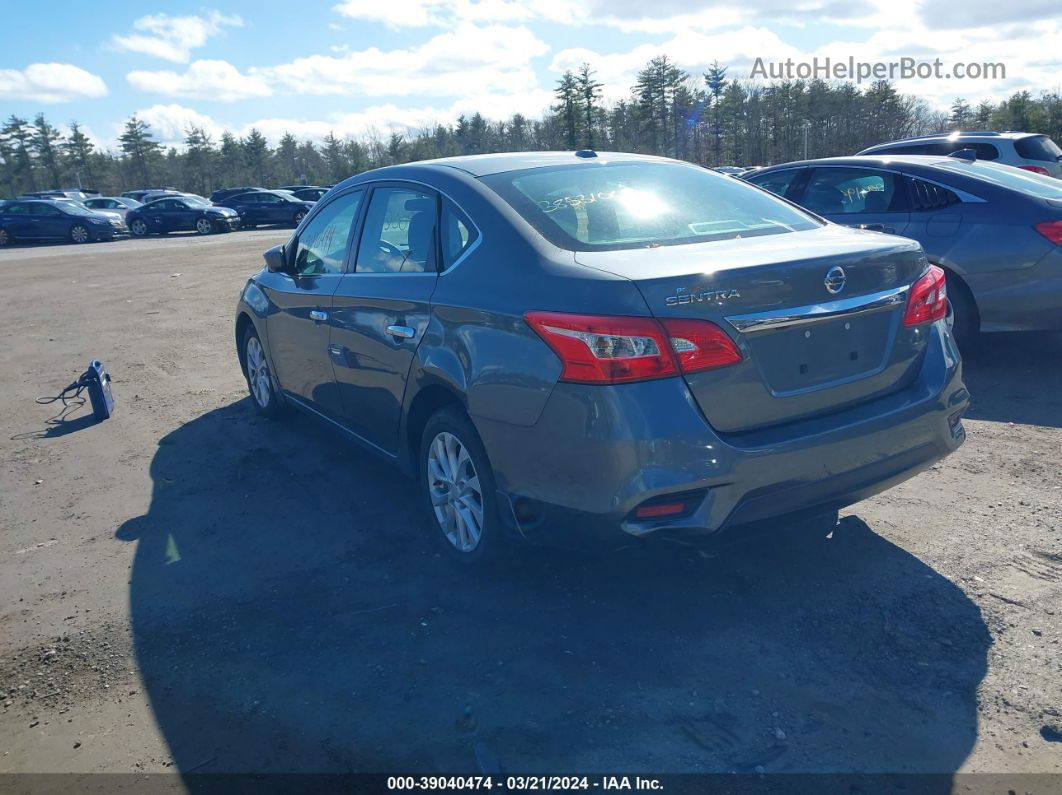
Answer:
[0,229,9,246]
[426,431,484,552]
[131,220,147,236]
[196,218,213,235]
[245,335,272,408]
[293,211,306,226]
[71,225,89,243]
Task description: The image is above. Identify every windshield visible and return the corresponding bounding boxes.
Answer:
[55,202,95,216]
[184,196,212,208]
[934,159,1062,198]
[481,161,820,251]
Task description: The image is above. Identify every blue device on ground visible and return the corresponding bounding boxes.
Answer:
[84,360,114,421]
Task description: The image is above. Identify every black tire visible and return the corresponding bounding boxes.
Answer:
[129,218,149,237]
[70,224,91,244]
[0,227,11,246]
[292,210,306,227]
[195,217,214,235]
[241,326,286,419]
[419,406,509,568]
[945,271,978,349]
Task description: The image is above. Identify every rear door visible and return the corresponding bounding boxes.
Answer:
[794,166,910,236]
[29,202,69,239]
[329,183,442,455]
[2,202,36,238]
[256,193,288,224]
[259,187,365,416]
[233,193,262,226]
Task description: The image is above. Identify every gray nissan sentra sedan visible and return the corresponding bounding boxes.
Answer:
[234,151,969,566]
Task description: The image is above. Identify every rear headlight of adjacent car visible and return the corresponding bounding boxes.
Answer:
[903,264,948,327]
[1034,221,1062,245]
[1018,165,1050,175]
[524,311,742,385]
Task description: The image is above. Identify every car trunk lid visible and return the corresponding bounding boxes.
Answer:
[574,226,930,433]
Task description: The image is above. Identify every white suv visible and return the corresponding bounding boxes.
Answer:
[858,131,1062,178]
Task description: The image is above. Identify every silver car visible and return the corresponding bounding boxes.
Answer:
[858,131,1062,178]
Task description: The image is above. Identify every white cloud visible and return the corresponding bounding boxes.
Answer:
[263,23,549,97]
[333,0,547,28]
[112,10,243,63]
[125,104,228,146]
[122,90,556,150]
[0,62,108,103]
[127,60,272,102]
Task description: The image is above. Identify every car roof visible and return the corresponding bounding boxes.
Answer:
[751,155,989,171]
[338,151,681,183]
[868,131,1039,147]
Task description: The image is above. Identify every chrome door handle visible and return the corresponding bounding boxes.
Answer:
[309,310,329,322]
[387,325,415,339]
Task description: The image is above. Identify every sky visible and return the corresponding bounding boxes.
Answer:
[1,0,1059,150]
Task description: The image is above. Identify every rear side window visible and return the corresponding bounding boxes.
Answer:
[440,199,478,269]
[292,190,363,275]
[1014,135,1062,162]
[5,203,29,215]
[746,169,801,198]
[355,187,437,274]
[482,162,819,251]
[801,168,899,214]
[908,179,960,211]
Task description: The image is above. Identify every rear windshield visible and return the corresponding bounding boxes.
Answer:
[933,159,1062,198]
[1014,135,1062,162]
[481,162,821,251]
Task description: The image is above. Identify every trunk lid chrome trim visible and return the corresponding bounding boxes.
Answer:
[725,285,910,335]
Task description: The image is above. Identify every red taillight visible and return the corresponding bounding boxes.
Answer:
[1018,165,1050,175]
[1035,221,1062,245]
[903,265,948,327]
[634,501,687,518]
[524,311,741,385]
[659,318,743,373]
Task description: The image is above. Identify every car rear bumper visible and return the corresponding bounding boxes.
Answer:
[476,320,968,545]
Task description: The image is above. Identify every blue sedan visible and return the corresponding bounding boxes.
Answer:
[745,154,1062,340]
[0,199,127,245]
[127,196,239,237]
[215,190,314,229]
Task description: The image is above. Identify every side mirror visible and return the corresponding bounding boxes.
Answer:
[263,244,287,273]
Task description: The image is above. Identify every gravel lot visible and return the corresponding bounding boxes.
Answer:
[0,231,1059,780]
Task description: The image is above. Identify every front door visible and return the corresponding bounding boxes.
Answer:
[329,184,440,455]
[260,188,365,416]
[796,167,910,236]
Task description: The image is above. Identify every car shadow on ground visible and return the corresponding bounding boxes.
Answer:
[961,331,1062,428]
[115,400,990,780]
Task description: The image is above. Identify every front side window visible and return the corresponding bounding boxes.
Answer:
[5,202,29,215]
[292,189,363,275]
[29,203,62,216]
[481,162,819,252]
[746,168,801,198]
[801,168,898,215]
[440,198,478,269]
[355,187,437,274]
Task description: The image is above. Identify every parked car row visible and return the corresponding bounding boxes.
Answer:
[0,184,332,246]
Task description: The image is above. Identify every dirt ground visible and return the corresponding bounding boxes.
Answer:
[0,231,1059,782]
